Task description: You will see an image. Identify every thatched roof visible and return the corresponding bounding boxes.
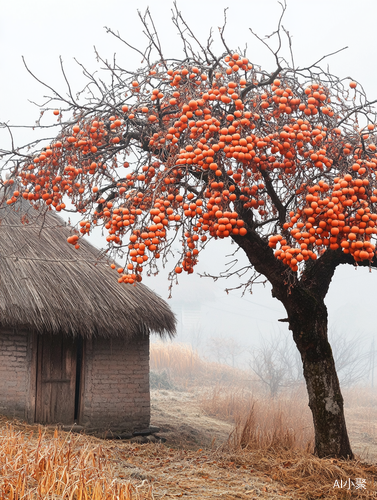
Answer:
[0,196,176,339]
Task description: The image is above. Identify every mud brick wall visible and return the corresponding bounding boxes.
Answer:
[0,330,32,420]
[81,334,150,431]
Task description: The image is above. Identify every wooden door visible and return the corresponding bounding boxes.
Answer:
[35,333,77,424]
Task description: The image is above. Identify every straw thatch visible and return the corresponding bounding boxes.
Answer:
[0,196,176,339]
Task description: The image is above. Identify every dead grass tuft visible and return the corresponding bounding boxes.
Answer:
[150,341,248,387]
[0,424,152,499]
[150,342,203,381]
[220,447,377,499]
[199,385,314,453]
[229,401,314,453]
[199,385,254,421]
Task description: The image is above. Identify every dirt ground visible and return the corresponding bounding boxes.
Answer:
[150,389,233,449]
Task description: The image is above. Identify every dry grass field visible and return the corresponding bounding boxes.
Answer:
[0,342,376,499]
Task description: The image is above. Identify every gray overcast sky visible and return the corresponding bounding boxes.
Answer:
[1,0,377,359]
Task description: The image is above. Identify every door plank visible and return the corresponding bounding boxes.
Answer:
[35,333,77,424]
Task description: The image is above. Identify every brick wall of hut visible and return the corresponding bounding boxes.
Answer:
[80,334,150,431]
[0,330,35,422]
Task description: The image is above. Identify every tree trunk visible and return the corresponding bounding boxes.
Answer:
[287,295,353,459]
[232,231,354,458]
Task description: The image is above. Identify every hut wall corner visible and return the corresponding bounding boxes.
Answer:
[0,329,31,421]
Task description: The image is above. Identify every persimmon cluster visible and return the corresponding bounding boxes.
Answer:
[8,51,377,283]
[269,170,377,270]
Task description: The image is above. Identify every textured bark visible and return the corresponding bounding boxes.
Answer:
[286,293,353,459]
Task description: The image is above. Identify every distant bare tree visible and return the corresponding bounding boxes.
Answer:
[188,325,205,352]
[250,330,370,397]
[330,331,370,388]
[207,335,245,367]
[249,333,303,398]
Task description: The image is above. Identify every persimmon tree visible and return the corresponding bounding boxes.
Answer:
[2,4,377,459]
